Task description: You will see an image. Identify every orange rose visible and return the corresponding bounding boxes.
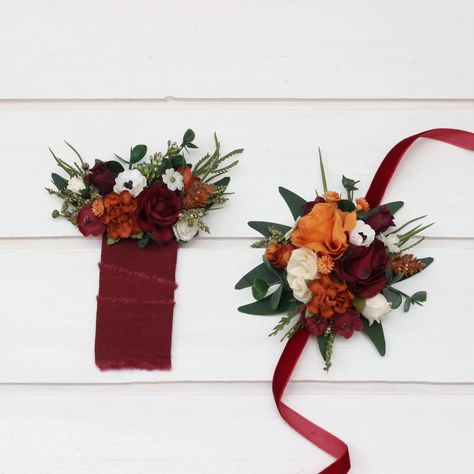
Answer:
[102,191,142,239]
[323,191,341,203]
[264,243,294,268]
[291,203,356,256]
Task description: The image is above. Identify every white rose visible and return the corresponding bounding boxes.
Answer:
[361,293,392,326]
[113,169,147,197]
[286,247,318,303]
[66,176,86,194]
[173,219,199,241]
[349,219,375,247]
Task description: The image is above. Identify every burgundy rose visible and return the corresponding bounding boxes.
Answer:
[363,206,395,233]
[303,196,326,215]
[332,310,363,339]
[83,161,117,195]
[76,202,105,237]
[135,182,182,243]
[336,239,388,298]
[304,315,329,336]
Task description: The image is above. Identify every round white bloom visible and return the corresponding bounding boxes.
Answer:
[361,293,392,326]
[173,219,199,241]
[113,169,147,197]
[377,233,400,253]
[286,247,318,303]
[162,168,184,192]
[66,176,86,194]
[349,220,375,247]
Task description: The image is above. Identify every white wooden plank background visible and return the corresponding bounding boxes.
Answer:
[1,1,473,473]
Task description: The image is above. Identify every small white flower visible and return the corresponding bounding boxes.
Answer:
[67,176,86,194]
[286,247,318,303]
[377,233,401,253]
[113,169,147,197]
[361,293,392,326]
[349,220,375,247]
[162,168,184,192]
[173,219,199,241]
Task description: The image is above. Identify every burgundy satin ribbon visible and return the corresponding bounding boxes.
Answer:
[272,128,474,473]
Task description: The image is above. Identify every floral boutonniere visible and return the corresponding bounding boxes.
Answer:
[236,152,433,370]
[46,129,243,246]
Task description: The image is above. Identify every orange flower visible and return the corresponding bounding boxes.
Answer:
[324,191,341,203]
[307,274,354,319]
[356,197,370,212]
[265,243,294,268]
[291,203,356,256]
[91,199,104,217]
[317,255,334,274]
[102,191,142,239]
[183,182,215,209]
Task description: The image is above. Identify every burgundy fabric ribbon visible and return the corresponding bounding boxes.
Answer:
[272,128,474,473]
[95,237,179,370]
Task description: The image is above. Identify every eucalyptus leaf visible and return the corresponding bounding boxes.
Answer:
[362,318,386,356]
[130,144,147,164]
[51,173,68,191]
[383,287,402,309]
[252,278,270,301]
[278,187,307,220]
[235,263,281,289]
[270,285,283,310]
[105,160,125,174]
[412,291,427,302]
[358,201,404,219]
[182,128,195,145]
[403,297,412,312]
[107,237,120,246]
[238,290,297,315]
[138,233,151,248]
[248,221,292,237]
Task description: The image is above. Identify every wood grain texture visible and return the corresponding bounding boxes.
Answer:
[1,383,473,474]
[0,1,473,99]
[1,239,473,383]
[2,101,474,238]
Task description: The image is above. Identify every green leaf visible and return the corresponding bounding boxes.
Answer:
[212,176,230,188]
[252,278,270,301]
[186,143,198,149]
[337,199,356,212]
[358,201,404,219]
[316,334,329,361]
[403,297,412,312]
[51,173,68,191]
[318,148,328,193]
[383,287,402,309]
[130,145,147,164]
[278,187,307,220]
[235,263,281,289]
[105,160,125,174]
[170,155,187,169]
[238,290,297,315]
[130,232,144,239]
[412,291,427,303]
[182,128,195,145]
[107,237,120,246]
[362,318,386,356]
[270,285,283,310]
[341,175,360,192]
[248,221,292,237]
[138,233,151,248]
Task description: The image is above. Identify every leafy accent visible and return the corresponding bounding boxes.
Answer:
[270,285,283,310]
[130,145,147,164]
[362,318,386,356]
[248,221,292,237]
[383,287,402,309]
[358,201,404,219]
[318,148,328,193]
[105,160,125,174]
[235,263,281,289]
[252,278,270,301]
[51,173,68,191]
[238,289,297,315]
[278,187,307,220]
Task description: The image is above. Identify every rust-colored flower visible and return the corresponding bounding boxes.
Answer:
[324,191,341,203]
[356,197,370,212]
[317,255,334,274]
[102,191,142,239]
[291,203,356,256]
[91,199,104,217]
[265,243,294,268]
[183,182,215,209]
[307,274,354,319]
